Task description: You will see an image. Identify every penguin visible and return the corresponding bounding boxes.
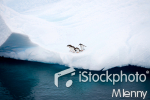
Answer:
[70,46,76,53]
[75,47,81,53]
[79,43,86,51]
[67,45,72,52]
[67,45,76,53]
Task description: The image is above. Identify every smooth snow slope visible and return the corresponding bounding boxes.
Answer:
[0,0,150,70]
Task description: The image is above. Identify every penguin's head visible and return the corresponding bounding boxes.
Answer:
[79,43,82,46]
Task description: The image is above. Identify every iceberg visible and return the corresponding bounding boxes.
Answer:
[0,0,150,70]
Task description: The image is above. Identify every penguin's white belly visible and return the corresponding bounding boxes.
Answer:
[69,47,72,51]
[80,45,84,50]
[70,48,75,52]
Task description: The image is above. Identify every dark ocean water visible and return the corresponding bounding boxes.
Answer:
[0,57,150,100]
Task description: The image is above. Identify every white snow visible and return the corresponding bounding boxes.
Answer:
[0,15,11,46]
[0,0,150,70]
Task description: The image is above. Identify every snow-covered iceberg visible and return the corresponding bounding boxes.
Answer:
[0,0,150,70]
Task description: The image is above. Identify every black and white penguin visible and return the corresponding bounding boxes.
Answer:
[71,46,76,53]
[75,47,80,53]
[67,45,73,52]
[67,45,76,53]
[79,43,86,51]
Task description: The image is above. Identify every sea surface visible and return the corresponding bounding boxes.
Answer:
[0,57,150,100]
